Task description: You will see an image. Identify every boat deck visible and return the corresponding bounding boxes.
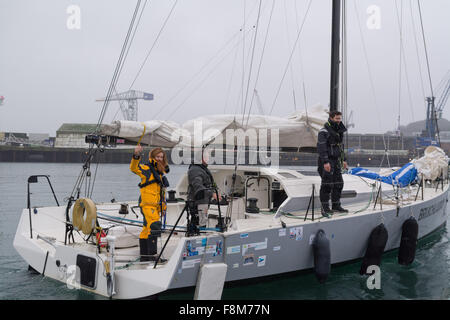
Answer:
[95,184,434,270]
[24,182,444,273]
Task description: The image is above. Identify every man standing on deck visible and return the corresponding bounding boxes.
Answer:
[317,110,348,218]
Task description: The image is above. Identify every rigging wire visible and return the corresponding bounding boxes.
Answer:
[241,0,247,115]
[223,41,240,113]
[76,0,176,199]
[72,1,142,200]
[234,29,260,116]
[268,0,313,116]
[409,0,426,101]
[128,0,179,91]
[341,0,349,155]
[117,0,149,89]
[228,0,272,227]
[394,0,407,165]
[240,0,263,125]
[95,0,142,132]
[155,29,246,119]
[164,26,256,121]
[283,0,298,113]
[111,0,149,122]
[241,0,276,125]
[352,0,390,168]
[154,1,263,120]
[394,0,416,126]
[88,157,101,198]
[417,0,440,146]
[294,0,309,110]
[396,0,403,134]
[416,0,434,98]
[166,2,270,121]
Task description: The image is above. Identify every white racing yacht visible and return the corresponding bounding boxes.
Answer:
[14,0,449,299]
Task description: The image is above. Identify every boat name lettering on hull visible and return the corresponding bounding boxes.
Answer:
[418,199,445,221]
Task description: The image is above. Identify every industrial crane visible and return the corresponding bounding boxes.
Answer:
[435,70,450,119]
[96,90,153,121]
[422,70,450,146]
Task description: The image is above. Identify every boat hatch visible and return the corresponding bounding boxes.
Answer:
[76,254,98,289]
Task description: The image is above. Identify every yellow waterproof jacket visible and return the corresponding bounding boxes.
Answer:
[130,156,167,209]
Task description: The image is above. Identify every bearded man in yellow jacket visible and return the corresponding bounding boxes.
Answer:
[131,145,169,262]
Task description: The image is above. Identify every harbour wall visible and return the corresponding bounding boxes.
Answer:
[0,146,412,167]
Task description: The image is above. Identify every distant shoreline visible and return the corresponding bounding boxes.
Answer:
[0,145,412,167]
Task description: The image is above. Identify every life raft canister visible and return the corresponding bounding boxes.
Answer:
[72,198,97,235]
[312,229,331,283]
[359,223,388,275]
[398,217,419,265]
[96,229,107,247]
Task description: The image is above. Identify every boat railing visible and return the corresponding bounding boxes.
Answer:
[154,187,227,268]
[26,175,60,239]
[154,201,190,268]
[304,184,316,221]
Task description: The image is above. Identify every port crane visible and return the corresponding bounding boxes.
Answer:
[423,70,450,146]
[96,90,154,121]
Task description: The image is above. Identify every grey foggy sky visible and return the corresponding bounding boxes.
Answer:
[0,0,449,136]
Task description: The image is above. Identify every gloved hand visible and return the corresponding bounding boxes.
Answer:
[162,176,170,188]
[194,189,205,200]
[134,145,143,156]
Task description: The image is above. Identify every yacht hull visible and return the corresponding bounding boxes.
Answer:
[13,185,449,299]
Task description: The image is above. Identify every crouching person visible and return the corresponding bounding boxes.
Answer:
[187,149,220,233]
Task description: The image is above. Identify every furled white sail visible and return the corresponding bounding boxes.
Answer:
[412,146,449,180]
[101,104,329,149]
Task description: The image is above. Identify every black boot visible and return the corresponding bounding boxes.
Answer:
[147,235,167,263]
[332,202,349,213]
[139,238,150,262]
[321,203,333,218]
[147,235,157,255]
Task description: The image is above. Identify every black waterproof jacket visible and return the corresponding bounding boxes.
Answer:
[317,119,347,164]
[187,164,215,204]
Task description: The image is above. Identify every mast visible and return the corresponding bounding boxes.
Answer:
[329,0,341,112]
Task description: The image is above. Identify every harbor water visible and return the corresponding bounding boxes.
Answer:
[1,162,449,300]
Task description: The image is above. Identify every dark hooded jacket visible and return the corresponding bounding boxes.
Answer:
[317,119,347,164]
[187,163,215,205]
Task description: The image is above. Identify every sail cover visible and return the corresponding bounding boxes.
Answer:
[100,104,329,149]
[349,163,418,187]
[349,146,449,187]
